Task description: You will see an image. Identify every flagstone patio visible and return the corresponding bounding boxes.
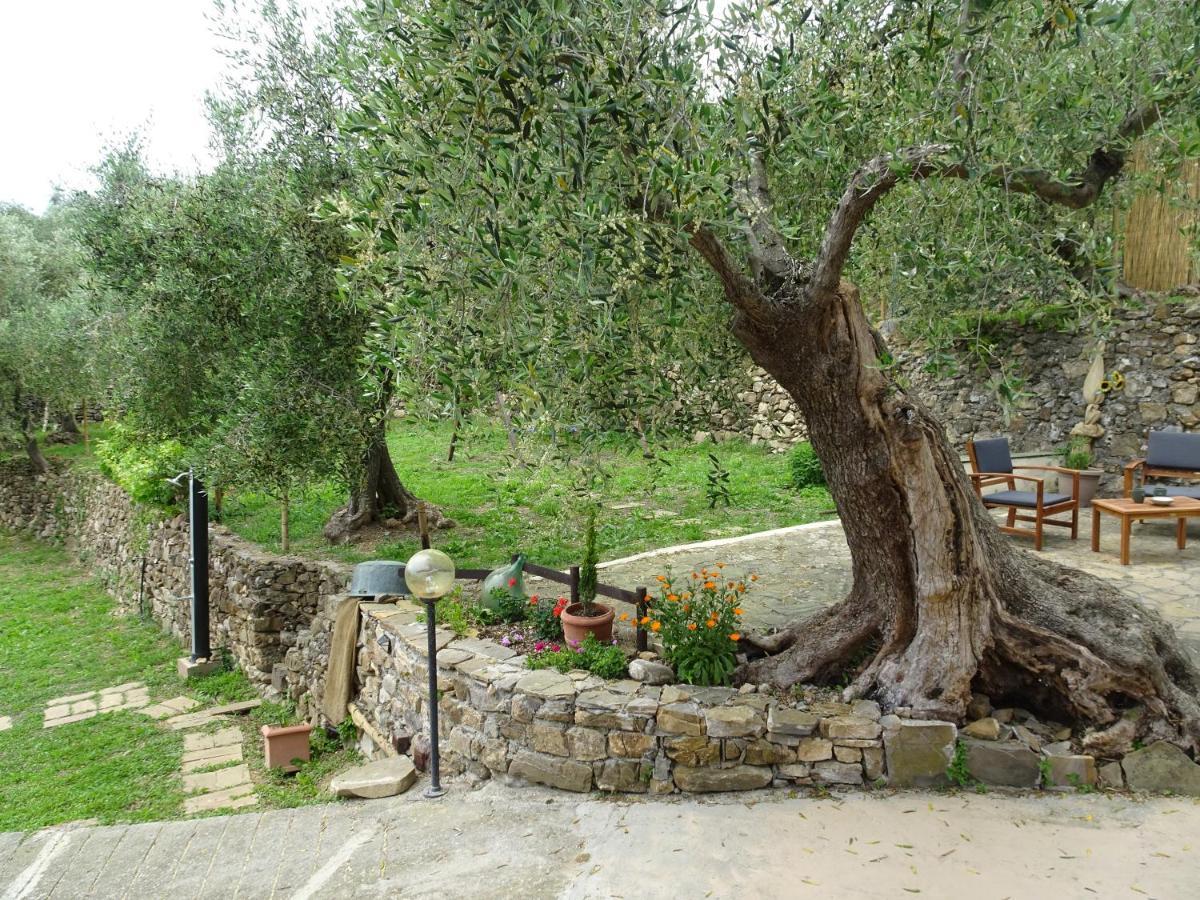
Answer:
[597,508,1200,662]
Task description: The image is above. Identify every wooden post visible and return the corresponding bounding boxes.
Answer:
[81,399,89,446]
[569,566,580,608]
[635,587,648,652]
[417,502,431,550]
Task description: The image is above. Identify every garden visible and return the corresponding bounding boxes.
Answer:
[1,0,1199,822]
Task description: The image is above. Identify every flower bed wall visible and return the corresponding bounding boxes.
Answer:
[0,462,348,689]
[343,603,956,793]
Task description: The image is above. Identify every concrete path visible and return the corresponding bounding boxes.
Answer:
[598,508,1200,661]
[1,782,1197,898]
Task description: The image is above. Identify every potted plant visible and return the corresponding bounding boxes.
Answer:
[1062,438,1104,508]
[560,509,615,644]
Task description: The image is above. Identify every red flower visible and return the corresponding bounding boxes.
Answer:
[508,577,517,587]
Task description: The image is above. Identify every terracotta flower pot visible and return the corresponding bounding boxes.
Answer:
[262,723,312,773]
[560,602,614,645]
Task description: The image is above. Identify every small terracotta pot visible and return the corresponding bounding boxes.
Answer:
[262,723,312,773]
[560,602,615,645]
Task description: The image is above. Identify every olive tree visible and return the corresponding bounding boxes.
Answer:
[343,0,1200,748]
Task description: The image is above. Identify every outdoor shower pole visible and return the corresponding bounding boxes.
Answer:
[189,471,211,662]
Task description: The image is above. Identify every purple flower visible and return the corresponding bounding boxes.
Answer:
[568,639,580,648]
[512,632,524,641]
[500,636,511,647]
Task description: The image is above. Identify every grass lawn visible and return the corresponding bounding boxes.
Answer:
[220,419,835,567]
[0,531,356,832]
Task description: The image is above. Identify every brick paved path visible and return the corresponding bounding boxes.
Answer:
[2,782,1198,898]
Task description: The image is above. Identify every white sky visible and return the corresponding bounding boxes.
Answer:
[0,1,270,212]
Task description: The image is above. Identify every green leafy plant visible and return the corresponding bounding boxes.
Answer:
[94,422,189,509]
[789,442,826,490]
[1063,438,1093,470]
[527,594,566,641]
[946,739,978,789]
[1038,755,1053,786]
[643,565,750,686]
[417,587,495,636]
[490,586,529,624]
[705,453,732,508]
[526,633,627,679]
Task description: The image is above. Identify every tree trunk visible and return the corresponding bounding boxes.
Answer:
[733,280,1200,749]
[24,430,50,475]
[53,411,83,444]
[323,424,451,544]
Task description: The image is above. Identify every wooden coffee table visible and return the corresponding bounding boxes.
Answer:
[1090,496,1200,565]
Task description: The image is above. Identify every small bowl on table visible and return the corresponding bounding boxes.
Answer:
[1149,495,1175,507]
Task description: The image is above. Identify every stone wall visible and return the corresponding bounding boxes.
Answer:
[272,601,1179,795]
[0,461,349,690]
[727,298,1200,479]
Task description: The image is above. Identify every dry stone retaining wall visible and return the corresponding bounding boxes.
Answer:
[725,299,1200,481]
[0,462,348,690]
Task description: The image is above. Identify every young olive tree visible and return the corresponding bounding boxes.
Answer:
[343,0,1200,747]
[0,203,95,471]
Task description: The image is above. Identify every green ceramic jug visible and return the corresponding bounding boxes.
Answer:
[481,554,527,611]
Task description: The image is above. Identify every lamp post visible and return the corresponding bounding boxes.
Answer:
[404,548,456,799]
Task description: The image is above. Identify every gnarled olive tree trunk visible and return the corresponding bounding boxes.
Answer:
[685,138,1200,750]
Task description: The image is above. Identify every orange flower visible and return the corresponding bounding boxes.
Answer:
[727,581,735,589]
[682,604,690,612]
[687,623,697,631]
[657,575,667,582]
[733,608,744,616]
[729,633,741,641]
[667,593,678,602]
[704,581,717,590]
[650,621,662,632]
[640,616,651,626]
[736,582,746,592]
[706,620,716,629]
[716,562,726,569]
[682,591,692,600]
[691,571,699,579]
[750,574,759,582]
[619,612,630,621]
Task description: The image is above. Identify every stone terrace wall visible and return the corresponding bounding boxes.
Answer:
[346,603,896,793]
[726,298,1200,479]
[0,462,349,691]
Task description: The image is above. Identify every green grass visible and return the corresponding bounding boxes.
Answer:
[0,531,357,831]
[219,419,836,567]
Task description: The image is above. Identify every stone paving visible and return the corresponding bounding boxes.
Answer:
[599,509,1200,661]
[0,715,10,732]
[180,726,259,816]
[2,781,1198,898]
[141,696,201,721]
[41,682,149,729]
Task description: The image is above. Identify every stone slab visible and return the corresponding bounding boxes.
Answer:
[1122,741,1200,796]
[167,699,261,730]
[183,726,243,753]
[0,715,11,731]
[331,756,419,799]
[508,750,594,792]
[183,784,258,814]
[183,763,252,794]
[674,765,773,793]
[882,717,956,788]
[182,745,244,773]
[964,739,1040,787]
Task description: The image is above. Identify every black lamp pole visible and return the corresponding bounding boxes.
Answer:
[188,471,211,662]
[423,597,444,799]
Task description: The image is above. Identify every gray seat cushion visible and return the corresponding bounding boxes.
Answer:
[1146,431,1200,471]
[972,437,1013,474]
[984,490,1073,508]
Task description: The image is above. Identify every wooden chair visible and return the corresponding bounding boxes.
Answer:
[966,437,1079,551]
[1123,430,1200,498]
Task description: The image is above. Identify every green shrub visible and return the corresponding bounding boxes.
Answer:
[790,442,825,489]
[528,594,565,641]
[526,633,627,679]
[649,566,747,686]
[95,422,189,508]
